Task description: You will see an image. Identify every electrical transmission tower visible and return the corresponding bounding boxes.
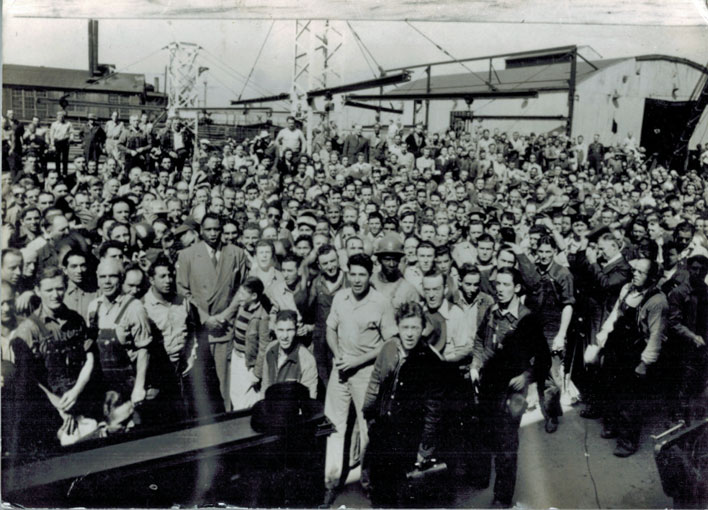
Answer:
[166,42,207,139]
[291,20,345,152]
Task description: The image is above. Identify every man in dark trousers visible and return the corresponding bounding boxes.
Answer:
[342,124,370,164]
[667,254,708,420]
[82,113,106,164]
[587,133,604,171]
[160,119,193,174]
[176,213,250,411]
[586,256,667,457]
[470,267,551,508]
[579,231,632,417]
[363,301,447,507]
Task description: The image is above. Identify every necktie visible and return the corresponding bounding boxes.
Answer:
[211,249,219,268]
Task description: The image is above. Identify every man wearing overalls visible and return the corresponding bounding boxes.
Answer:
[587,256,667,457]
[88,258,167,425]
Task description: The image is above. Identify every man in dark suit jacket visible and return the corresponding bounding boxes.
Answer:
[369,124,388,164]
[177,213,250,410]
[342,125,370,163]
[405,123,426,158]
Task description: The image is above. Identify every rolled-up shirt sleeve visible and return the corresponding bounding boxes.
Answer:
[326,293,342,332]
[379,300,398,341]
[123,300,153,350]
[641,296,667,366]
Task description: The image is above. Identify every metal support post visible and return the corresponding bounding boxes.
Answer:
[566,46,577,137]
[425,66,431,128]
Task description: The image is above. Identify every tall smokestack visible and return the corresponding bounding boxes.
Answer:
[88,19,99,76]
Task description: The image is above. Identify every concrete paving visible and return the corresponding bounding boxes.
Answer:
[332,402,673,508]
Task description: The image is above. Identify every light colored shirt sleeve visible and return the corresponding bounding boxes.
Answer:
[122,299,153,349]
[379,298,398,341]
[298,346,319,399]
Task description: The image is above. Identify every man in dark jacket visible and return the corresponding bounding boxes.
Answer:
[577,231,632,418]
[160,119,193,174]
[666,254,708,420]
[363,301,446,507]
[470,267,551,508]
[82,113,106,164]
[342,125,370,164]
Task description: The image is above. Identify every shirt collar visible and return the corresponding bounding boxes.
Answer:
[145,287,176,306]
[430,299,452,319]
[39,304,68,323]
[603,252,623,268]
[490,295,520,319]
[344,286,372,306]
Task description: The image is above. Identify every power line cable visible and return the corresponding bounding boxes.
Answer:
[405,20,496,90]
[238,20,276,100]
[200,52,291,109]
[347,22,379,79]
[201,46,280,97]
[347,21,384,77]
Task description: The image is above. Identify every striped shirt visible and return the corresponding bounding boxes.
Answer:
[234,302,259,351]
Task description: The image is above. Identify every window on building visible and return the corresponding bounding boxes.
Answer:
[12,89,24,117]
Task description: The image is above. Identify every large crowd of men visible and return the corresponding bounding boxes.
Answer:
[2,106,708,508]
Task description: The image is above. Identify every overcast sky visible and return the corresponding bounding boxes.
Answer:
[4,18,708,108]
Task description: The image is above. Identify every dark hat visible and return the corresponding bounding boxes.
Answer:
[468,206,485,218]
[571,213,589,226]
[587,224,610,243]
[173,223,196,238]
[250,382,323,434]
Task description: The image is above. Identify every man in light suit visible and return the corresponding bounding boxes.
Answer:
[177,213,250,410]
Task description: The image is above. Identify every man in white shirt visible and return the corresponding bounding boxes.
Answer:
[48,110,73,176]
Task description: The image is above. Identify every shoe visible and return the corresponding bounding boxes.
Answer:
[579,406,600,419]
[320,488,337,508]
[613,443,637,458]
[491,497,512,508]
[544,418,558,434]
[600,426,617,439]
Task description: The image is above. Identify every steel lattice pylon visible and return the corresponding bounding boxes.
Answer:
[166,42,204,139]
[291,20,345,152]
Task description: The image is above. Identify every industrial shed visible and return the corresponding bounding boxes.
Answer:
[376,51,708,153]
[2,64,166,122]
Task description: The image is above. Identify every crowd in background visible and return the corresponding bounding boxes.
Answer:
[2,106,708,507]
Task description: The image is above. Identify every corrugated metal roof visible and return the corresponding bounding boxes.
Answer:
[390,54,708,96]
[2,64,146,94]
[391,57,627,96]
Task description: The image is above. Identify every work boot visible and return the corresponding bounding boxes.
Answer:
[491,497,512,508]
[544,417,558,434]
[613,442,637,458]
[320,488,337,508]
